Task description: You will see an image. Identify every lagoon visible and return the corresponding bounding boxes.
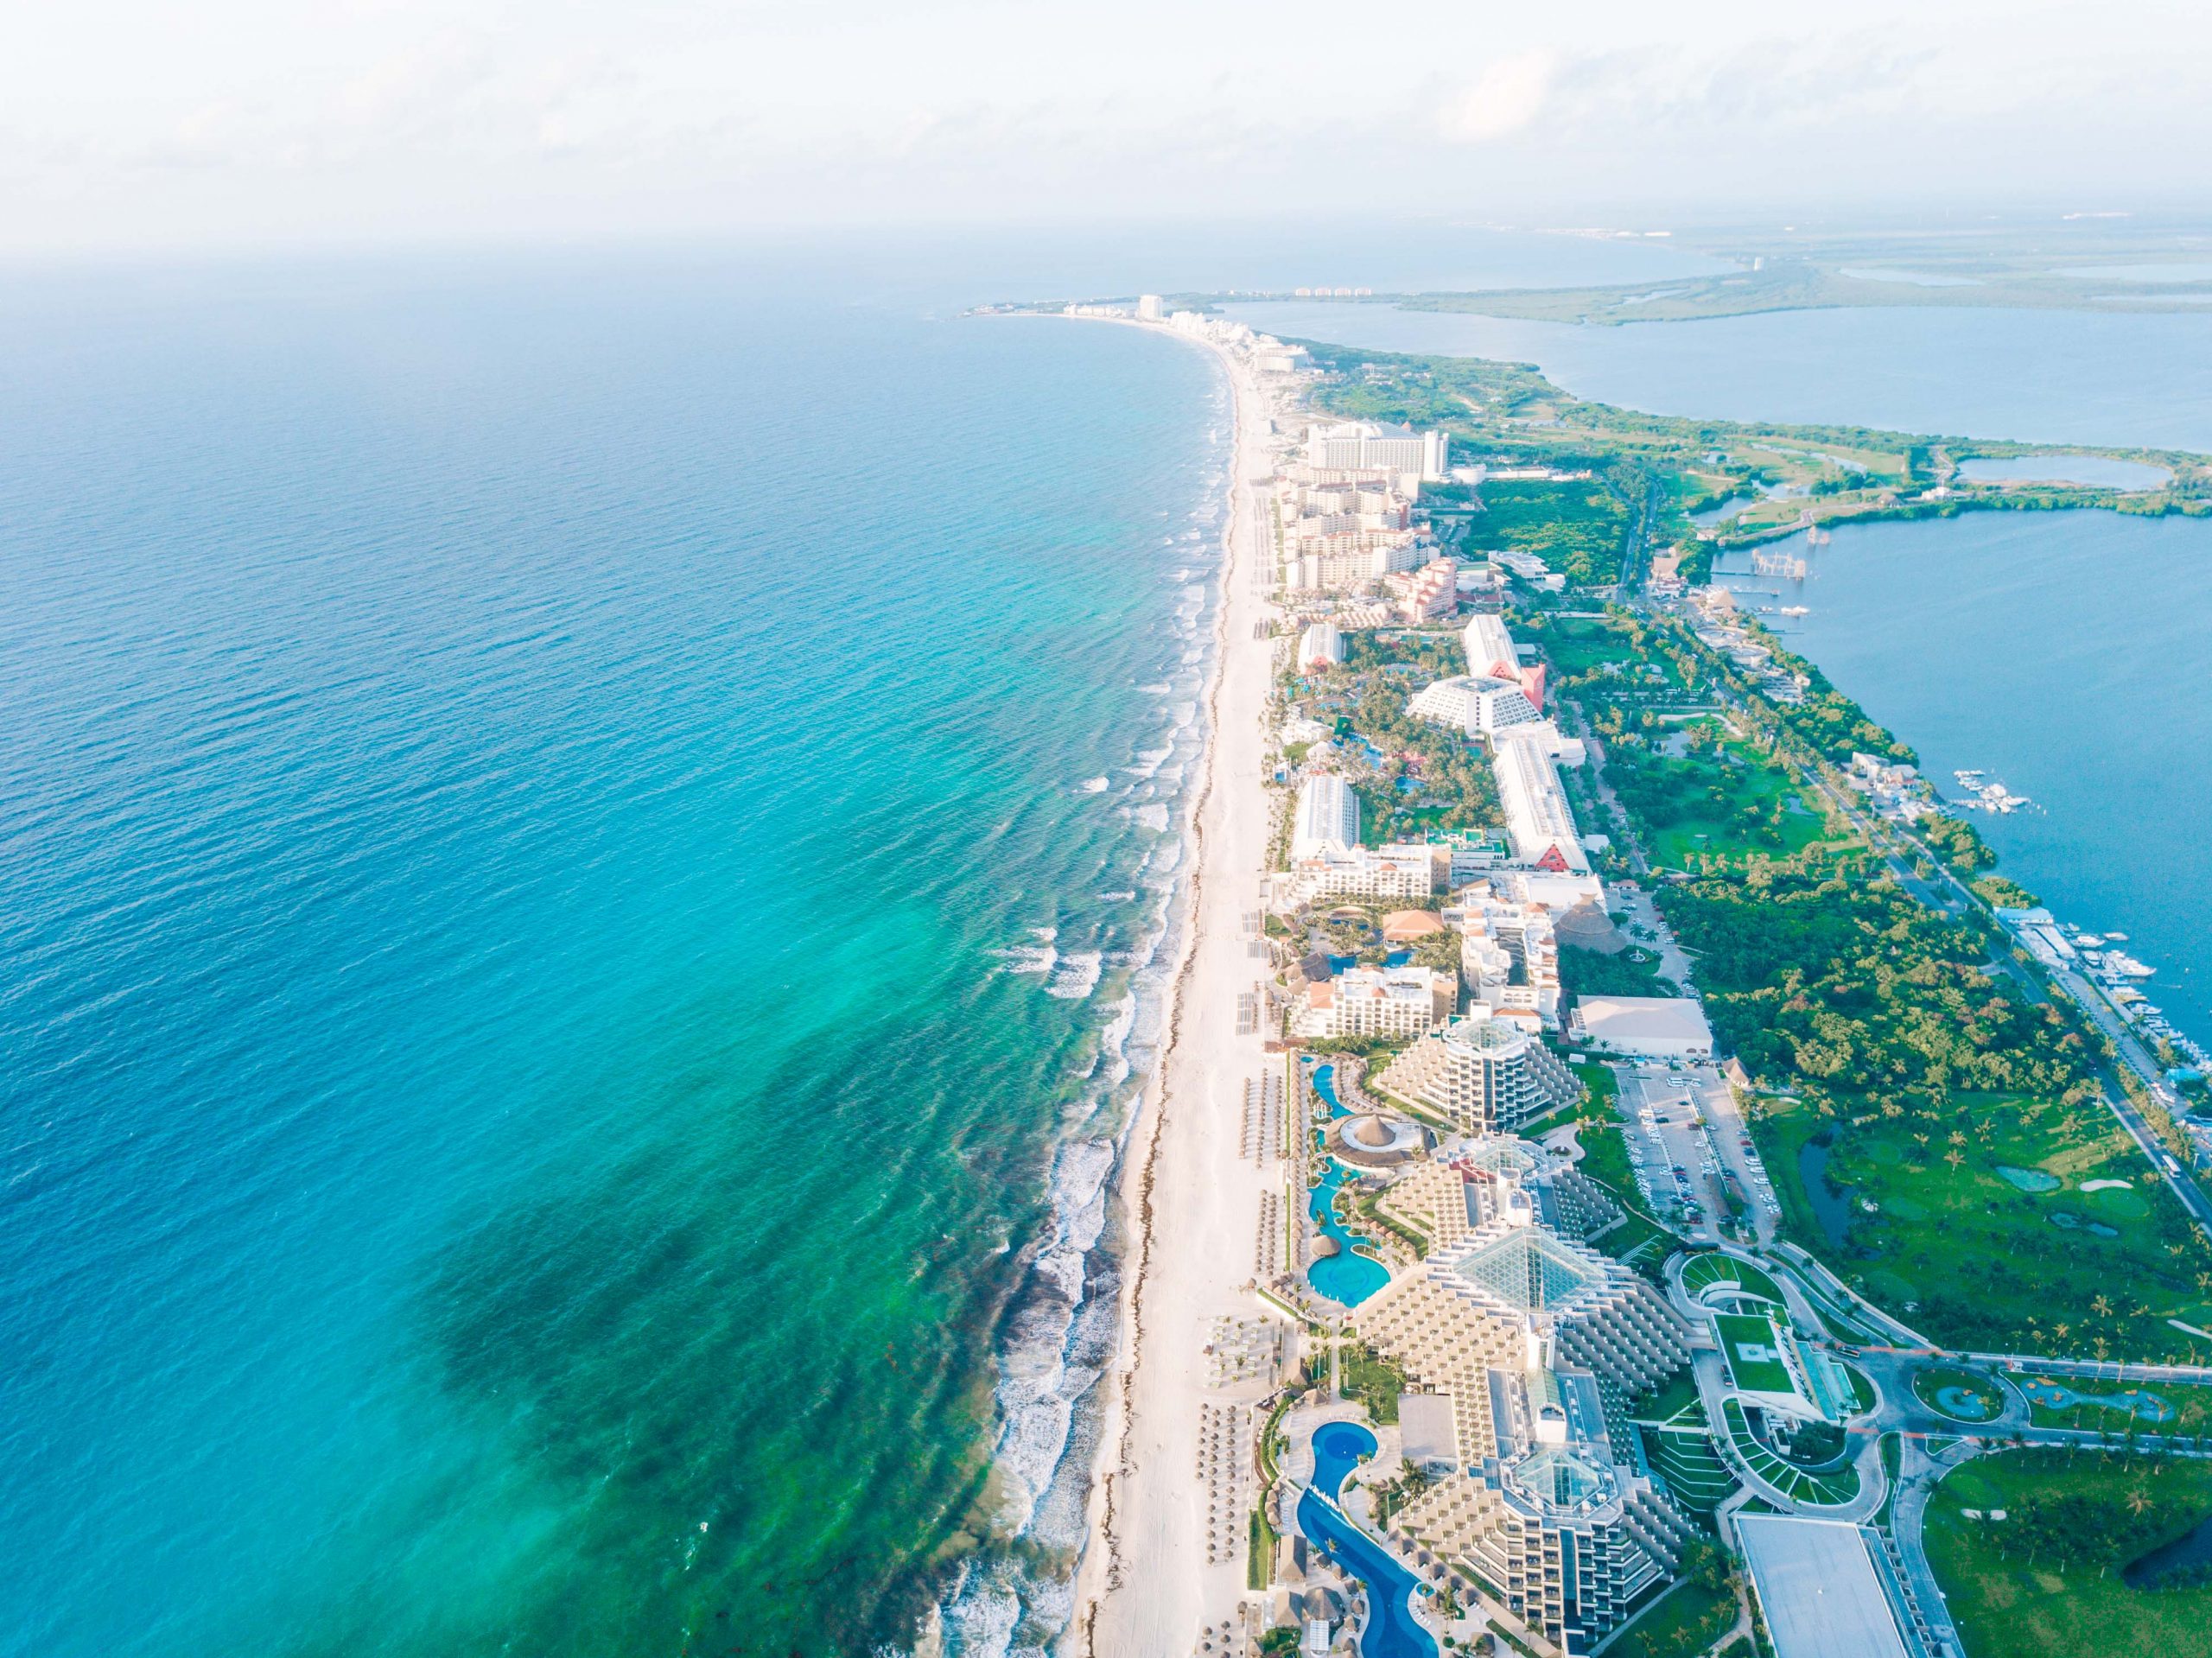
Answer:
[1219,300,2212,451]
[1728,510,2212,1054]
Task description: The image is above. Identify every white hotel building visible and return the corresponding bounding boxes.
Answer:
[1291,963,1457,1040]
[1292,773,1361,861]
[1304,420,1450,482]
[1493,719,1589,873]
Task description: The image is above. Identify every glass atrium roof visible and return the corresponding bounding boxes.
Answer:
[1452,1229,1600,1311]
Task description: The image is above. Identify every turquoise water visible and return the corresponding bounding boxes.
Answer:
[1307,1067,1390,1307]
[1722,511,2212,1055]
[0,259,1229,1656]
[1299,1422,1438,1658]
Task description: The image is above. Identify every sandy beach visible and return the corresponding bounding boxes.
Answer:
[1067,326,1283,1656]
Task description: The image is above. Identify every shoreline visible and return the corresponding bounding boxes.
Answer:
[1051,317,1280,1654]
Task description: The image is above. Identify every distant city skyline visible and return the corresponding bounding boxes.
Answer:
[7,0,2211,253]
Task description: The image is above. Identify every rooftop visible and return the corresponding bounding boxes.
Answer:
[1573,995,1713,1042]
[1452,1229,1602,1312]
[1735,1517,1917,1658]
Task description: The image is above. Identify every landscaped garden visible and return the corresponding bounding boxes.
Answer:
[1680,1252,1785,1305]
[1912,1364,2006,1424]
[1925,1448,2212,1658]
[1718,1399,1859,1507]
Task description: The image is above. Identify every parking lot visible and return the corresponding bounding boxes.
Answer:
[1612,1062,1782,1245]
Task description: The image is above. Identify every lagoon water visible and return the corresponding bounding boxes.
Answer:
[0,257,1236,1658]
[1221,300,2212,451]
[1720,511,2212,1053]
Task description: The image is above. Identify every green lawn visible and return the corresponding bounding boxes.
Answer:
[1641,1426,1738,1517]
[1714,1312,1796,1395]
[1609,742,1831,871]
[1751,1090,2212,1363]
[1601,1577,1738,1658]
[1681,1252,1786,1305]
[1912,1365,2005,1424]
[2019,1375,2212,1439]
[1719,1399,1859,1506]
[1339,1344,1408,1425]
[1926,1449,2212,1658]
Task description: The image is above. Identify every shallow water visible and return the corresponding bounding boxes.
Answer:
[0,255,1226,1658]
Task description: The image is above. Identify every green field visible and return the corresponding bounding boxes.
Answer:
[1641,1426,1738,1517]
[1600,1575,1738,1658]
[1913,1365,2006,1424]
[1459,477,1633,586]
[1607,741,1831,871]
[2020,1375,2212,1438]
[1749,1089,2212,1363]
[1714,1312,1796,1395]
[1926,1450,2212,1658]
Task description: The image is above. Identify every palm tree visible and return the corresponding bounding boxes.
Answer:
[2128,1487,2152,1516]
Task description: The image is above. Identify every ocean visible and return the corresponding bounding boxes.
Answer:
[0,255,1230,1658]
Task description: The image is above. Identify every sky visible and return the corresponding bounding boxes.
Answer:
[6,0,2211,253]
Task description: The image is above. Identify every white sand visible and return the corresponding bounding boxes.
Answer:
[1064,326,1285,1655]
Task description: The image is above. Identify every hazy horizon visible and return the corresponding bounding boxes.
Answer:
[10,0,2211,255]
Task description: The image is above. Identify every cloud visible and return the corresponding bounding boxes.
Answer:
[1437,52,1556,143]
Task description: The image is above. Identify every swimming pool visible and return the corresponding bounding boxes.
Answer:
[1306,1065,1389,1306]
[1300,1421,1440,1658]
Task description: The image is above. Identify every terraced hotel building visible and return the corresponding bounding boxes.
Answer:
[1354,1148,1696,1654]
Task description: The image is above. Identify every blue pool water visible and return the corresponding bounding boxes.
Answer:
[1300,1422,1439,1658]
[1306,1067,1390,1306]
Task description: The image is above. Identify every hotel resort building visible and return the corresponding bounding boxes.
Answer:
[1290,963,1457,1040]
[1303,420,1450,482]
[1355,1159,1697,1655]
[1297,620,1347,670]
[1291,773,1362,861]
[1567,996,1714,1060]
[1374,1007,1580,1134]
[1493,735,1588,874]
[1445,878,1567,1027]
[1282,842,1445,906]
[1464,613,1544,706]
[1408,674,1545,737]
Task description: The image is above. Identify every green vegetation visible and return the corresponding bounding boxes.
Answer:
[1641,1424,1738,1519]
[1927,1448,2212,1657]
[1301,629,1501,843]
[1339,1342,1409,1426]
[1458,475,1636,586]
[2020,1377,2212,1439]
[1602,1561,1738,1658]
[1751,1087,2212,1363]
[1912,1365,2006,1424]
[1719,1399,1859,1506]
[1713,1312,1794,1395]
[1680,1252,1785,1305]
[1249,1505,1277,1591]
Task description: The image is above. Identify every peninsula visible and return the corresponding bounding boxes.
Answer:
[1021,295,2212,1658]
